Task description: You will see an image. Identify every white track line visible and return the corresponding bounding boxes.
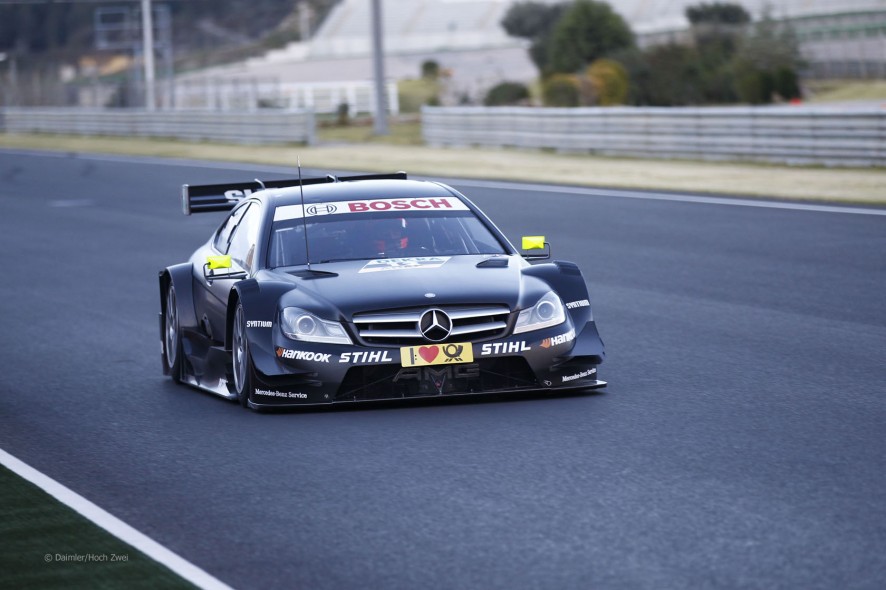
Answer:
[3,147,885,216]
[0,448,235,590]
[448,178,886,216]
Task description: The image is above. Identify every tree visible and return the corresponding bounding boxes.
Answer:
[681,3,750,104]
[687,2,749,55]
[732,7,803,103]
[421,59,440,80]
[501,1,570,73]
[501,1,567,39]
[547,0,634,74]
[686,3,752,26]
[622,43,705,106]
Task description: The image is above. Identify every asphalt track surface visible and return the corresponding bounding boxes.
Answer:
[1,149,885,589]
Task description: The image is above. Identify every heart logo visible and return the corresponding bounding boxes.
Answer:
[419,346,439,363]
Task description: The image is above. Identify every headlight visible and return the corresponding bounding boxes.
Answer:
[281,307,352,344]
[513,291,566,334]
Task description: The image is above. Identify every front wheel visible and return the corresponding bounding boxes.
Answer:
[232,303,255,408]
[164,284,183,383]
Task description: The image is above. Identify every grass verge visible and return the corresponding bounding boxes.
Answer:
[0,465,195,589]
[1,132,884,204]
[317,120,423,145]
[806,80,886,103]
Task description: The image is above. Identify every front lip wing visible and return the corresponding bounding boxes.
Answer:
[246,379,608,411]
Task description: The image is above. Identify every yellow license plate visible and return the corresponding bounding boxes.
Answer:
[400,342,474,367]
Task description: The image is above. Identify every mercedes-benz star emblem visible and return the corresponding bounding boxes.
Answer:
[419,309,452,343]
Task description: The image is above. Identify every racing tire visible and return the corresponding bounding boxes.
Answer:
[164,284,183,384]
[232,303,256,408]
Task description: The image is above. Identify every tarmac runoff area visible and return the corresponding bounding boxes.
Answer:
[1,133,884,205]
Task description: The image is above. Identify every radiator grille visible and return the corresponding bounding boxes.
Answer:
[352,305,511,346]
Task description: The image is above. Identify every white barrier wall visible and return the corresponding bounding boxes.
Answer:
[0,108,316,145]
[422,106,886,167]
[170,80,400,116]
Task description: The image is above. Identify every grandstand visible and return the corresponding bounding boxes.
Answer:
[308,0,521,58]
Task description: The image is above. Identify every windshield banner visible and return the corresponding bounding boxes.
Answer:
[274,197,469,221]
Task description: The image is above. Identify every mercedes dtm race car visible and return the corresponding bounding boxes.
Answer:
[159,172,605,410]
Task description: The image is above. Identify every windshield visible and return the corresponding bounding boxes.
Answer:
[267,208,507,267]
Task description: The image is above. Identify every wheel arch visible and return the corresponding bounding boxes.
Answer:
[160,263,199,331]
[225,279,294,376]
[522,260,605,362]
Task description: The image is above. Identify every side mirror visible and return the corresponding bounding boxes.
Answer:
[520,235,551,261]
[203,255,247,284]
[207,255,232,270]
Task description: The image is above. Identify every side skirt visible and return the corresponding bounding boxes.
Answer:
[181,374,239,401]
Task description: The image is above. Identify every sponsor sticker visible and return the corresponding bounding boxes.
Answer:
[224,189,255,202]
[255,388,308,399]
[394,364,480,388]
[247,320,272,328]
[274,197,468,221]
[540,328,576,349]
[359,257,450,273]
[478,341,531,356]
[561,368,597,383]
[275,347,331,363]
[400,342,473,367]
[339,350,395,364]
[566,299,590,309]
[305,203,338,216]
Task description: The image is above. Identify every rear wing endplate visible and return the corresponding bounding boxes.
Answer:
[181,172,408,215]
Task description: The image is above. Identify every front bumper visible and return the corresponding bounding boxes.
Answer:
[246,318,606,408]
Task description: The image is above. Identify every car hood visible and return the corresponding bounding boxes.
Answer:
[267,255,533,318]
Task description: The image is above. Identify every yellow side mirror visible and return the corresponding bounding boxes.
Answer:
[521,236,546,250]
[207,255,232,270]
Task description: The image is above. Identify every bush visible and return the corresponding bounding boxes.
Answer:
[734,66,800,104]
[398,79,440,113]
[774,66,801,100]
[585,59,628,105]
[542,74,579,107]
[484,81,530,106]
[734,69,772,104]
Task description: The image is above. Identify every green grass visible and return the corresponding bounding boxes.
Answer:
[1,132,883,204]
[0,465,195,589]
[317,120,423,145]
[397,78,441,113]
[806,80,886,103]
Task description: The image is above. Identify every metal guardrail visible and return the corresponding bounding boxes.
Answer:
[422,106,886,167]
[0,108,316,145]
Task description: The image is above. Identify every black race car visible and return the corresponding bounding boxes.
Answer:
[160,172,605,410]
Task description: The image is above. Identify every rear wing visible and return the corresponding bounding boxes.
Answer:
[181,172,408,215]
